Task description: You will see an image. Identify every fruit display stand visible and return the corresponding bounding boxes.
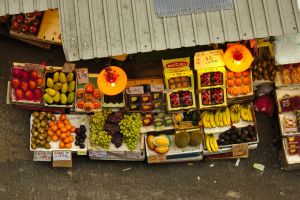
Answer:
[145,128,204,164]
[162,57,196,111]
[194,50,227,109]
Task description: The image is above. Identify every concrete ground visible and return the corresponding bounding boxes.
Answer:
[0,34,300,200]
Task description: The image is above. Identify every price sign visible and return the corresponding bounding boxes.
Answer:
[150,84,164,92]
[33,151,52,162]
[53,150,72,161]
[126,86,144,94]
[194,50,224,69]
[76,68,89,84]
[148,155,166,163]
[232,143,249,157]
[89,151,107,158]
[62,63,75,73]
[77,149,87,156]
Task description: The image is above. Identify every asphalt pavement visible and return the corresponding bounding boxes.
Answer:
[0,35,299,200]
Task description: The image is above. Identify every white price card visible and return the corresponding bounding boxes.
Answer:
[53,150,72,161]
[77,149,87,156]
[150,84,164,92]
[33,151,52,162]
[89,151,107,158]
[126,86,144,94]
[232,143,249,157]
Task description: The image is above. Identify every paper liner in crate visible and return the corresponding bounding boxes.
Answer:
[10,62,45,105]
[30,114,89,152]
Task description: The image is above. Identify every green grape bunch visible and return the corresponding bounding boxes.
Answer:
[119,113,142,150]
[89,110,112,149]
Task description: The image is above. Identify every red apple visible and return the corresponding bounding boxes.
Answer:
[11,78,20,89]
[29,26,38,34]
[11,20,19,30]
[21,24,29,33]
[20,70,29,81]
[15,89,23,100]
[21,81,28,92]
[29,70,38,80]
[33,88,42,101]
[16,15,24,23]
[12,67,22,79]
[29,80,36,90]
[25,90,33,100]
[36,77,44,88]
[32,19,40,26]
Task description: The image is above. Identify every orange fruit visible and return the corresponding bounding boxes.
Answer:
[70,126,76,133]
[50,125,58,132]
[64,119,70,125]
[65,131,71,137]
[242,70,250,77]
[232,87,241,96]
[56,120,62,125]
[227,87,234,95]
[49,121,55,126]
[241,85,250,94]
[227,80,235,87]
[234,72,242,78]
[52,135,58,142]
[234,78,243,86]
[65,143,72,149]
[60,127,67,133]
[59,141,65,148]
[243,77,251,85]
[65,124,71,131]
[47,130,54,136]
[60,133,67,139]
[56,130,61,137]
[69,136,74,142]
[64,137,70,144]
[227,72,234,80]
[60,114,66,121]
[57,122,64,129]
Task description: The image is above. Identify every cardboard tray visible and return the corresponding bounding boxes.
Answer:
[30,114,89,153]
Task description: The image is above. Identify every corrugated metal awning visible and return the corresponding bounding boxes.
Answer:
[0,0,58,16]
[59,0,300,61]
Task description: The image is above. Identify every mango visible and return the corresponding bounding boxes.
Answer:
[61,94,67,104]
[147,135,155,150]
[59,72,67,83]
[153,135,170,147]
[67,72,74,82]
[43,94,53,104]
[154,146,169,154]
[67,81,75,93]
[53,82,62,91]
[53,72,59,82]
[61,83,68,94]
[53,92,60,103]
[46,78,54,88]
[67,92,75,104]
[45,88,56,97]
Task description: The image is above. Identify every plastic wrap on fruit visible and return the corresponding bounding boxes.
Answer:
[254,95,274,116]
[212,72,223,85]
[201,73,210,87]
[180,91,193,106]
[201,90,210,105]
[141,93,152,103]
[152,100,162,110]
[170,93,180,107]
[152,92,163,100]
[280,96,300,112]
[141,103,152,111]
[211,88,223,104]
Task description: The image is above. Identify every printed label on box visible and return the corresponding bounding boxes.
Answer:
[89,151,107,158]
[53,150,72,161]
[76,68,89,84]
[232,143,249,157]
[150,84,164,92]
[33,151,52,162]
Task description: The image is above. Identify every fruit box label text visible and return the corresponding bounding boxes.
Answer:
[33,151,52,162]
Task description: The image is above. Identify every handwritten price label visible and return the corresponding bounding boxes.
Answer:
[232,143,249,157]
[33,151,52,162]
[195,50,224,69]
[126,86,144,94]
[53,150,72,161]
[150,84,164,92]
[148,155,166,163]
[89,151,107,158]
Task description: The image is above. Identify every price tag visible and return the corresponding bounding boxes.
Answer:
[232,143,249,157]
[77,149,87,156]
[76,68,89,84]
[62,63,75,73]
[33,151,52,162]
[53,150,72,161]
[148,155,166,163]
[89,151,107,158]
[150,84,164,92]
[126,86,144,94]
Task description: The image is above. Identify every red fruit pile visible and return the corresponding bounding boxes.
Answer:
[11,67,44,102]
[10,11,42,35]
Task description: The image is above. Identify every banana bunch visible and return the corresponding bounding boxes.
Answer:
[214,108,231,127]
[230,104,241,123]
[205,134,219,152]
[201,111,215,128]
[240,104,253,122]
